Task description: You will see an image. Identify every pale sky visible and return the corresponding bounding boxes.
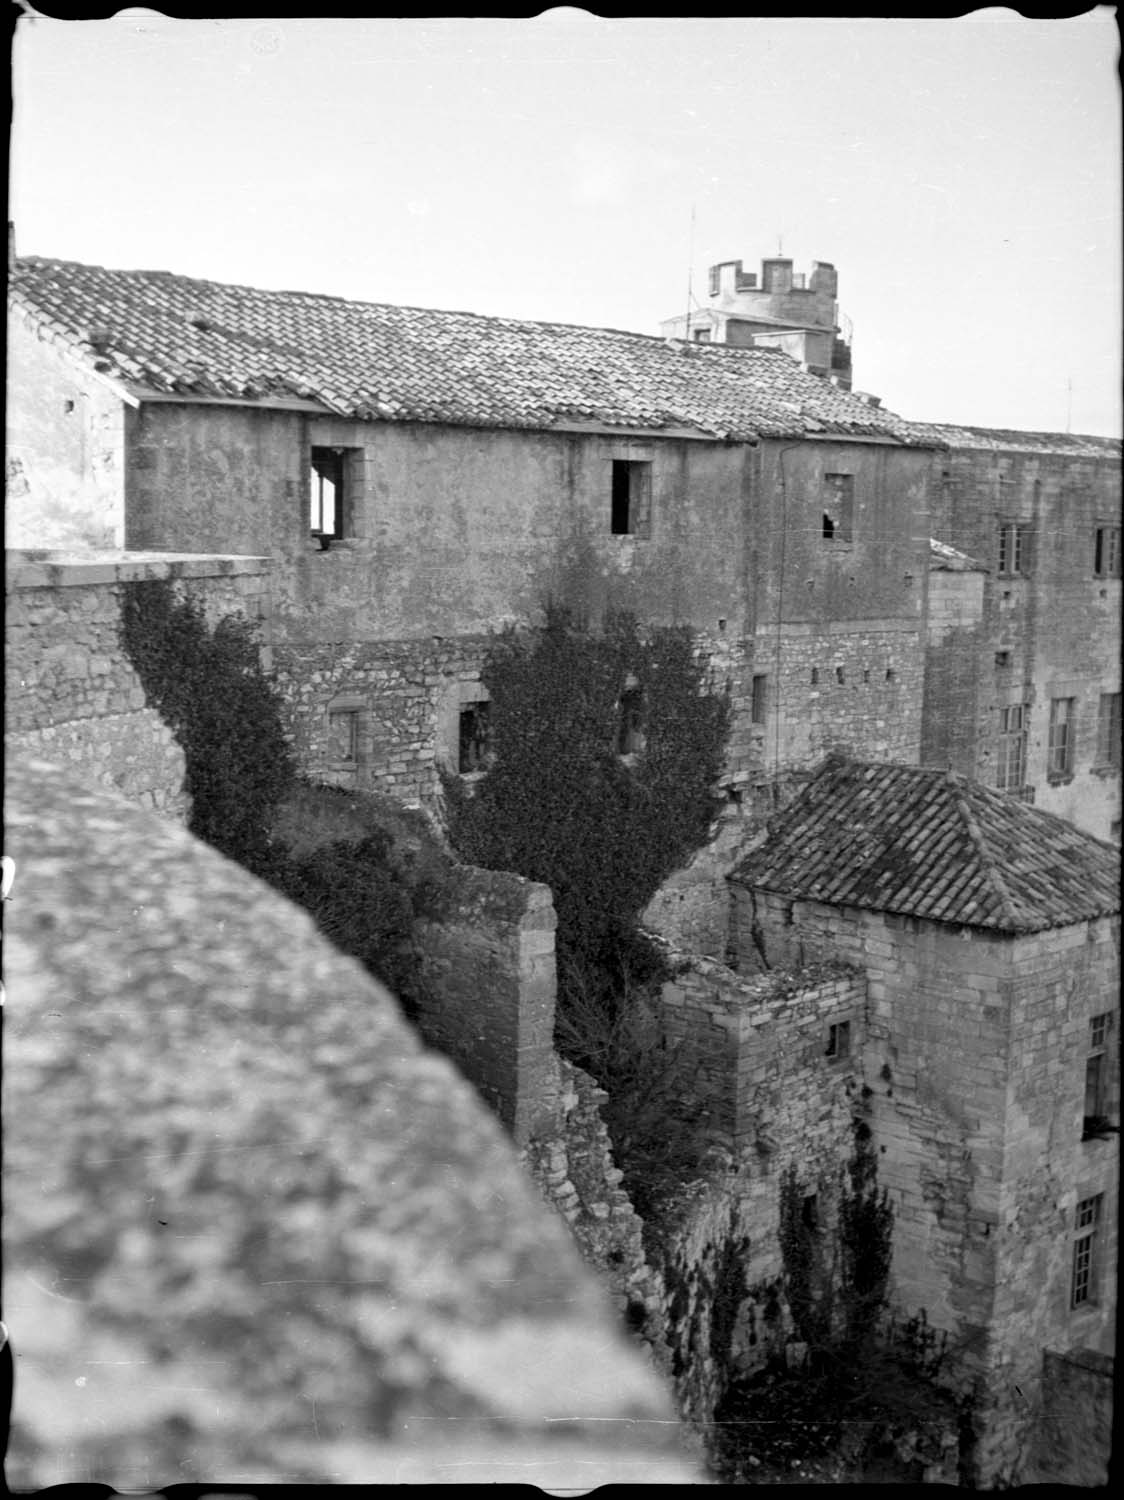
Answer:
[10,10,1122,437]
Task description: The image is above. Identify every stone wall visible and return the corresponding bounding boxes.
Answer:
[6,549,272,819]
[1022,1347,1114,1486]
[413,868,561,1147]
[757,620,925,772]
[929,445,1121,839]
[735,883,1120,1486]
[921,564,987,775]
[3,758,696,1488]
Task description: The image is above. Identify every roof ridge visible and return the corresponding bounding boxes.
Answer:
[952,779,1023,930]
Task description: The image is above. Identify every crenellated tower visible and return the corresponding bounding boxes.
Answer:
[661,254,853,390]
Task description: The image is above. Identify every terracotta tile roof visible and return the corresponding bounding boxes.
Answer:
[10,254,938,445]
[731,758,1120,934]
[915,420,1121,459]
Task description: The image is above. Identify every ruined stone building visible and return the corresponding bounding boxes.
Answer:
[5,245,1120,1486]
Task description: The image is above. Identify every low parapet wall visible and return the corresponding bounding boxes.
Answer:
[6,549,272,819]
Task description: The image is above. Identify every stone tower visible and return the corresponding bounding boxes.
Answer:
[661,254,853,390]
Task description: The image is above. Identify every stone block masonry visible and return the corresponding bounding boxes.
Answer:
[6,550,272,819]
[413,868,561,1147]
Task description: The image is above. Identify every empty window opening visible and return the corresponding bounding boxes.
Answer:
[751,674,768,726]
[862,669,870,684]
[996,703,1029,792]
[693,328,711,343]
[826,1020,851,1061]
[885,667,895,683]
[458,702,492,774]
[997,521,1032,577]
[327,708,359,764]
[801,1194,820,1231]
[618,687,646,756]
[835,666,846,685]
[310,447,347,546]
[1096,692,1121,769]
[1094,525,1121,578]
[811,667,820,685]
[995,651,1012,668]
[822,474,854,543]
[611,460,652,537]
[1048,696,1076,778]
[1071,1195,1103,1308]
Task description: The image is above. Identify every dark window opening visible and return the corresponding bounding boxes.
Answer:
[751,674,768,726]
[1096,692,1121,769]
[310,448,347,546]
[995,650,1012,668]
[811,667,820,685]
[693,328,711,343]
[611,460,652,537]
[1094,525,1121,578]
[458,703,492,774]
[327,708,359,764]
[826,1019,851,1061]
[822,474,854,543]
[863,669,870,684]
[885,667,895,683]
[802,1194,819,1231]
[836,666,845,685]
[618,687,646,756]
[1083,1011,1114,1138]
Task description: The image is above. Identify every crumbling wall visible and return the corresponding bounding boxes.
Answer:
[6,550,272,819]
[412,868,561,1146]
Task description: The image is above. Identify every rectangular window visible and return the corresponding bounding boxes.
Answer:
[1048,697,1076,778]
[1071,1194,1102,1307]
[310,448,346,545]
[326,707,359,765]
[1094,525,1121,578]
[996,703,1028,792]
[611,460,652,537]
[693,327,711,343]
[751,674,768,726]
[822,474,854,543]
[458,702,492,774]
[826,1020,851,1062]
[1096,692,1121,769]
[997,522,1032,577]
[618,687,646,756]
[1083,1012,1113,1137]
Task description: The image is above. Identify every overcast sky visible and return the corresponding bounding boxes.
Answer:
[10,10,1122,437]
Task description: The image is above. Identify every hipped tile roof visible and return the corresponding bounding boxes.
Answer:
[10,254,938,445]
[731,758,1120,934]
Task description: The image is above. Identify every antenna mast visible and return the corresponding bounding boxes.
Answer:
[684,203,697,340]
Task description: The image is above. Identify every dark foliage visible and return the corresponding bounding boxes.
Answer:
[119,579,295,873]
[446,604,731,1061]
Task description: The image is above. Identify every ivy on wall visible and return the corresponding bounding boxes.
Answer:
[119,580,294,873]
[119,581,417,1008]
[446,604,731,1054]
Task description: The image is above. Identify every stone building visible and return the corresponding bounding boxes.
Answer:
[7,249,938,808]
[729,757,1119,1486]
[660,253,854,391]
[918,422,1122,842]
